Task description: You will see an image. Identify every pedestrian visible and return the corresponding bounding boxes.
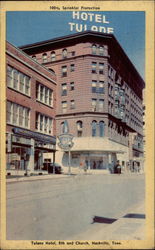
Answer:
[115,160,121,174]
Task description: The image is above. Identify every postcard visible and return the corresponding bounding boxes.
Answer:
[0,1,154,249]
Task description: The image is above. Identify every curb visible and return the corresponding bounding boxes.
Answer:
[6,174,72,184]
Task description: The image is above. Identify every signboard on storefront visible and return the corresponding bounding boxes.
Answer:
[13,128,56,145]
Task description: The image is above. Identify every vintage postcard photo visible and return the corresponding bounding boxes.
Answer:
[0,1,154,249]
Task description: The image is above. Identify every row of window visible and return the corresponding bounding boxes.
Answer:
[7,65,30,96]
[92,45,107,56]
[92,81,104,94]
[92,62,104,74]
[7,66,54,108]
[33,44,107,63]
[61,62,104,77]
[7,101,53,135]
[61,120,105,137]
[33,49,76,63]
[61,98,104,113]
[61,82,74,95]
[61,64,75,77]
[61,81,104,96]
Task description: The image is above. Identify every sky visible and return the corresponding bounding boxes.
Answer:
[6,11,145,79]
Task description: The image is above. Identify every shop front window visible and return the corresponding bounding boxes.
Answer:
[7,145,30,171]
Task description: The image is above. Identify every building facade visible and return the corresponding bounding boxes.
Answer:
[6,42,57,176]
[20,31,145,173]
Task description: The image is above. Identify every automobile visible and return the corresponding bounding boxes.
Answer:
[43,162,62,174]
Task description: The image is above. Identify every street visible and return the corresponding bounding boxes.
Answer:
[6,174,145,240]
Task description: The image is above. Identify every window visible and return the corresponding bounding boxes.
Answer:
[99,63,104,74]
[92,62,97,73]
[7,65,30,96]
[42,53,47,63]
[70,64,75,72]
[92,120,97,137]
[32,55,37,61]
[92,45,97,55]
[13,70,18,89]
[61,66,67,77]
[77,121,83,137]
[48,68,55,75]
[60,122,64,134]
[62,101,67,113]
[70,100,75,109]
[6,101,12,123]
[92,81,97,93]
[40,85,44,102]
[92,99,97,111]
[7,101,30,128]
[51,51,56,61]
[7,66,13,87]
[99,99,104,111]
[71,51,75,56]
[70,82,74,90]
[36,82,53,107]
[35,112,53,135]
[61,83,67,96]
[25,76,30,95]
[19,106,24,126]
[99,121,105,137]
[49,90,53,106]
[62,49,67,59]
[99,46,104,56]
[99,81,104,94]
[19,73,24,92]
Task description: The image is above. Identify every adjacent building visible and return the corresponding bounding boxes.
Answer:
[6,42,57,176]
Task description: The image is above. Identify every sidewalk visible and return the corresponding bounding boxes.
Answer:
[6,173,73,183]
[71,202,145,240]
[6,171,144,184]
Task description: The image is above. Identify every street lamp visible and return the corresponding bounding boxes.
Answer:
[58,120,74,175]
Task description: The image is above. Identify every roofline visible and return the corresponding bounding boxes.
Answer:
[19,31,145,86]
[19,31,114,49]
[7,41,57,82]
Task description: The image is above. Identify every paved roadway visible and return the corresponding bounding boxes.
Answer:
[6,173,145,240]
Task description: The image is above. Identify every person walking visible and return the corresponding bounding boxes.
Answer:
[115,160,121,174]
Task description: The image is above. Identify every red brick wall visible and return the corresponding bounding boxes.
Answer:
[6,42,57,136]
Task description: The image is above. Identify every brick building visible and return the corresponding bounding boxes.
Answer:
[6,42,56,176]
[20,31,145,173]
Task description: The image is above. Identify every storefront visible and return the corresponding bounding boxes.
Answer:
[60,149,124,174]
[6,128,56,176]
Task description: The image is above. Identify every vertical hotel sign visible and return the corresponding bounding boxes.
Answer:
[68,12,114,34]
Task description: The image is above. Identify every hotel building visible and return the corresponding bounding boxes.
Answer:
[6,42,56,176]
[20,31,145,173]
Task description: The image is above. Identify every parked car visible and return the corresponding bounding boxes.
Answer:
[43,162,62,174]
